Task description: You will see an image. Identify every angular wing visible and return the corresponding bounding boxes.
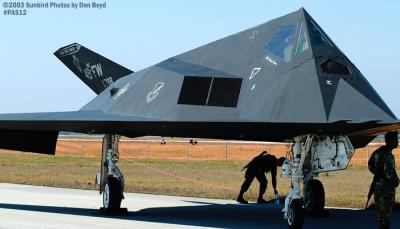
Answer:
[0,110,153,155]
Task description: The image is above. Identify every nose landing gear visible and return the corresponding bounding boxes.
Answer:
[282,135,354,228]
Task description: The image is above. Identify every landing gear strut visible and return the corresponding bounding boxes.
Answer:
[97,134,127,215]
[282,136,306,229]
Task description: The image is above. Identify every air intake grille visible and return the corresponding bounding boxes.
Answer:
[178,76,242,107]
[178,77,212,105]
[208,78,242,107]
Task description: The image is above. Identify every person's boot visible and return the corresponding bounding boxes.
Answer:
[236,196,248,204]
[257,198,268,204]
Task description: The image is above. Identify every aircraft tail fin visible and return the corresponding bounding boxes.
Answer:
[54,43,134,94]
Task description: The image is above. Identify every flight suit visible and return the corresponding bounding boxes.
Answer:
[239,154,278,202]
[369,146,399,229]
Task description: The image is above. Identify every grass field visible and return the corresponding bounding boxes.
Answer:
[0,152,399,209]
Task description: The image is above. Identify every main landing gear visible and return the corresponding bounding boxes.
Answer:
[281,135,354,229]
[96,134,127,215]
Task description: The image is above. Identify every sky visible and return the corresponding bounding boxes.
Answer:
[0,0,399,117]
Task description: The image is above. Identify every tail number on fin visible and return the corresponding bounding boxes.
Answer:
[102,77,113,88]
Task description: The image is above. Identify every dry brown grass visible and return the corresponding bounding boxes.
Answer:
[52,138,400,166]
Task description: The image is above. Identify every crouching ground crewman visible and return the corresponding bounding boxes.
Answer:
[368,131,399,229]
[237,151,286,204]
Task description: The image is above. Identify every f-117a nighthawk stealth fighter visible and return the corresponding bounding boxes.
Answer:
[0,8,399,228]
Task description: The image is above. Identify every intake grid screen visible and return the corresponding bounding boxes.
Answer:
[178,76,242,107]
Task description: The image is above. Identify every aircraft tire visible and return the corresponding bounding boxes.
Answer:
[287,199,304,229]
[103,176,122,211]
[304,179,325,214]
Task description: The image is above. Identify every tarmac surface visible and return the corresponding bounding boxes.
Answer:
[0,183,399,229]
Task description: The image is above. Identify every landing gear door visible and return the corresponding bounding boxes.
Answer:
[99,135,110,194]
[310,135,355,173]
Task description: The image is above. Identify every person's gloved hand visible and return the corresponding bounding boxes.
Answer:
[274,189,278,196]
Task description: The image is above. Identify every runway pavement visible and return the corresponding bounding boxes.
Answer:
[0,183,398,229]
